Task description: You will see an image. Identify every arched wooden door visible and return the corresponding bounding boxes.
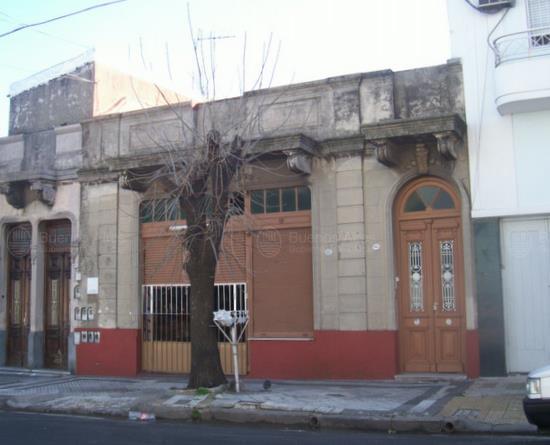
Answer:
[394,178,466,374]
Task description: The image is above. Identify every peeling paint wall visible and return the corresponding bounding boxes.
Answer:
[9,63,94,136]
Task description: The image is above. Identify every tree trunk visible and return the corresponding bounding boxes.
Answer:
[186,236,227,389]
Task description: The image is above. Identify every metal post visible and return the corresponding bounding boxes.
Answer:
[231,322,240,393]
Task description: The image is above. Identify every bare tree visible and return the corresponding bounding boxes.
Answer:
[129,11,283,388]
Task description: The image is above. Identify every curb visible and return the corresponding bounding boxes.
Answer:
[0,401,540,436]
[204,408,540,435]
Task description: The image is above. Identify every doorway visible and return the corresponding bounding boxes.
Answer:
[44,221,71,369]
[395,178,466,373]
[6,223,32,367]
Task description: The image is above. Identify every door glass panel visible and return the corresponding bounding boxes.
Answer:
[11,280,21,325]
[404,192,426,212]
[417,186,439,207]
[440,240,456,312]
[49,279,59,326]
[433,190,455,210]
[408,241,424,312]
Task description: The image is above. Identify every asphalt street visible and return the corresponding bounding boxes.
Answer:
[0,411,547,445]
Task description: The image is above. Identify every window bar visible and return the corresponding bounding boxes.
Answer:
[148,285,152,341]
[170,286,173,368]
[163,286,167,369]
[144,285,149,341]
[156,286,160,370]
[221,285,225,343]
[172,286,176,370]
[235,284,239,340]
[178,286,182,366]
[160,285,163,368]
[152,286,157,367]
[141,286,149,341]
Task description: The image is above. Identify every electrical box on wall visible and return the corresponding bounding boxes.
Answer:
[77,331,101,344]
[74,306,96,321]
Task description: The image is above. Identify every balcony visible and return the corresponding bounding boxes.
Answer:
[493,26,550,114]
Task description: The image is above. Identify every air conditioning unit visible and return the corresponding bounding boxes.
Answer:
[476,0,515,13]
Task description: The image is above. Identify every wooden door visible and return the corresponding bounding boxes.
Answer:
[396,179,465,374]
[44,222,71,369]
[6,224,32,367]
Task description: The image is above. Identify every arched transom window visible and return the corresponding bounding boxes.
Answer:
[403,185,456,213]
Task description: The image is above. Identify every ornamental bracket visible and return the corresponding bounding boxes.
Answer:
[0,182,25,209]
[366,139,397,167]
[433,131,459,161]
[283,149,312,175]
[30,180,57,206]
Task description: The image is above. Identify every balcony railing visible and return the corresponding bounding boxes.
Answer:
[493,26,550,65]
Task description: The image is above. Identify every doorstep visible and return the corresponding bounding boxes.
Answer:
[0,366,71,377]
[395,373,468,383]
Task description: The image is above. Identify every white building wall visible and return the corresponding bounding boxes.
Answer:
[447,0,550,218]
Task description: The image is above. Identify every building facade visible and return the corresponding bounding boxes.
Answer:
[447,0,550,375]
[0,56,479,378]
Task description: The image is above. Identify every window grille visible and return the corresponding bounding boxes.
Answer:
[142,283,247,343]
[527,0,550,47]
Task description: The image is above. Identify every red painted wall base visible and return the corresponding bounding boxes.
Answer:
[75,328,479,380]
[248,330,398,380]
[466,329,480,378]
[76,328,140,377]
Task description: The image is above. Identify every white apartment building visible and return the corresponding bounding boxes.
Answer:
[447,0,550,375]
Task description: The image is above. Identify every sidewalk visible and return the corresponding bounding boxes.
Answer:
[0,368,538,435]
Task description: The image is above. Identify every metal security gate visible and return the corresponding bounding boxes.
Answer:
[141,283,248,374]
[502,218,550,372]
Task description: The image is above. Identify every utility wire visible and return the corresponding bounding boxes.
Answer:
[0,11,91,49]
[0,0,128,39]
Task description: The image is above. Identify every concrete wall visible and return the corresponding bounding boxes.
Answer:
[0,182,80,368]
[78,182,141,330]
[447,0,550,375]
[9,63,94,135]
[473,220,507,376]
[311,154,370,331]
[2,59,473,376]
[80,61,471,339]
[447,0,550,218]
[0,123,82,178]
[93,62,186,117]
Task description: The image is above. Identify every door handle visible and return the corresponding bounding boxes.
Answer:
[433,302,438,311]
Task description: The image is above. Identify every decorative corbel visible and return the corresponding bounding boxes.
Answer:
[30,180,56,206]
[415,143,430,175]
[119,170,151,193]
[283,149,312,174]
[433,131,459,161]
[366,139,397,167]
[0,182,25,209]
